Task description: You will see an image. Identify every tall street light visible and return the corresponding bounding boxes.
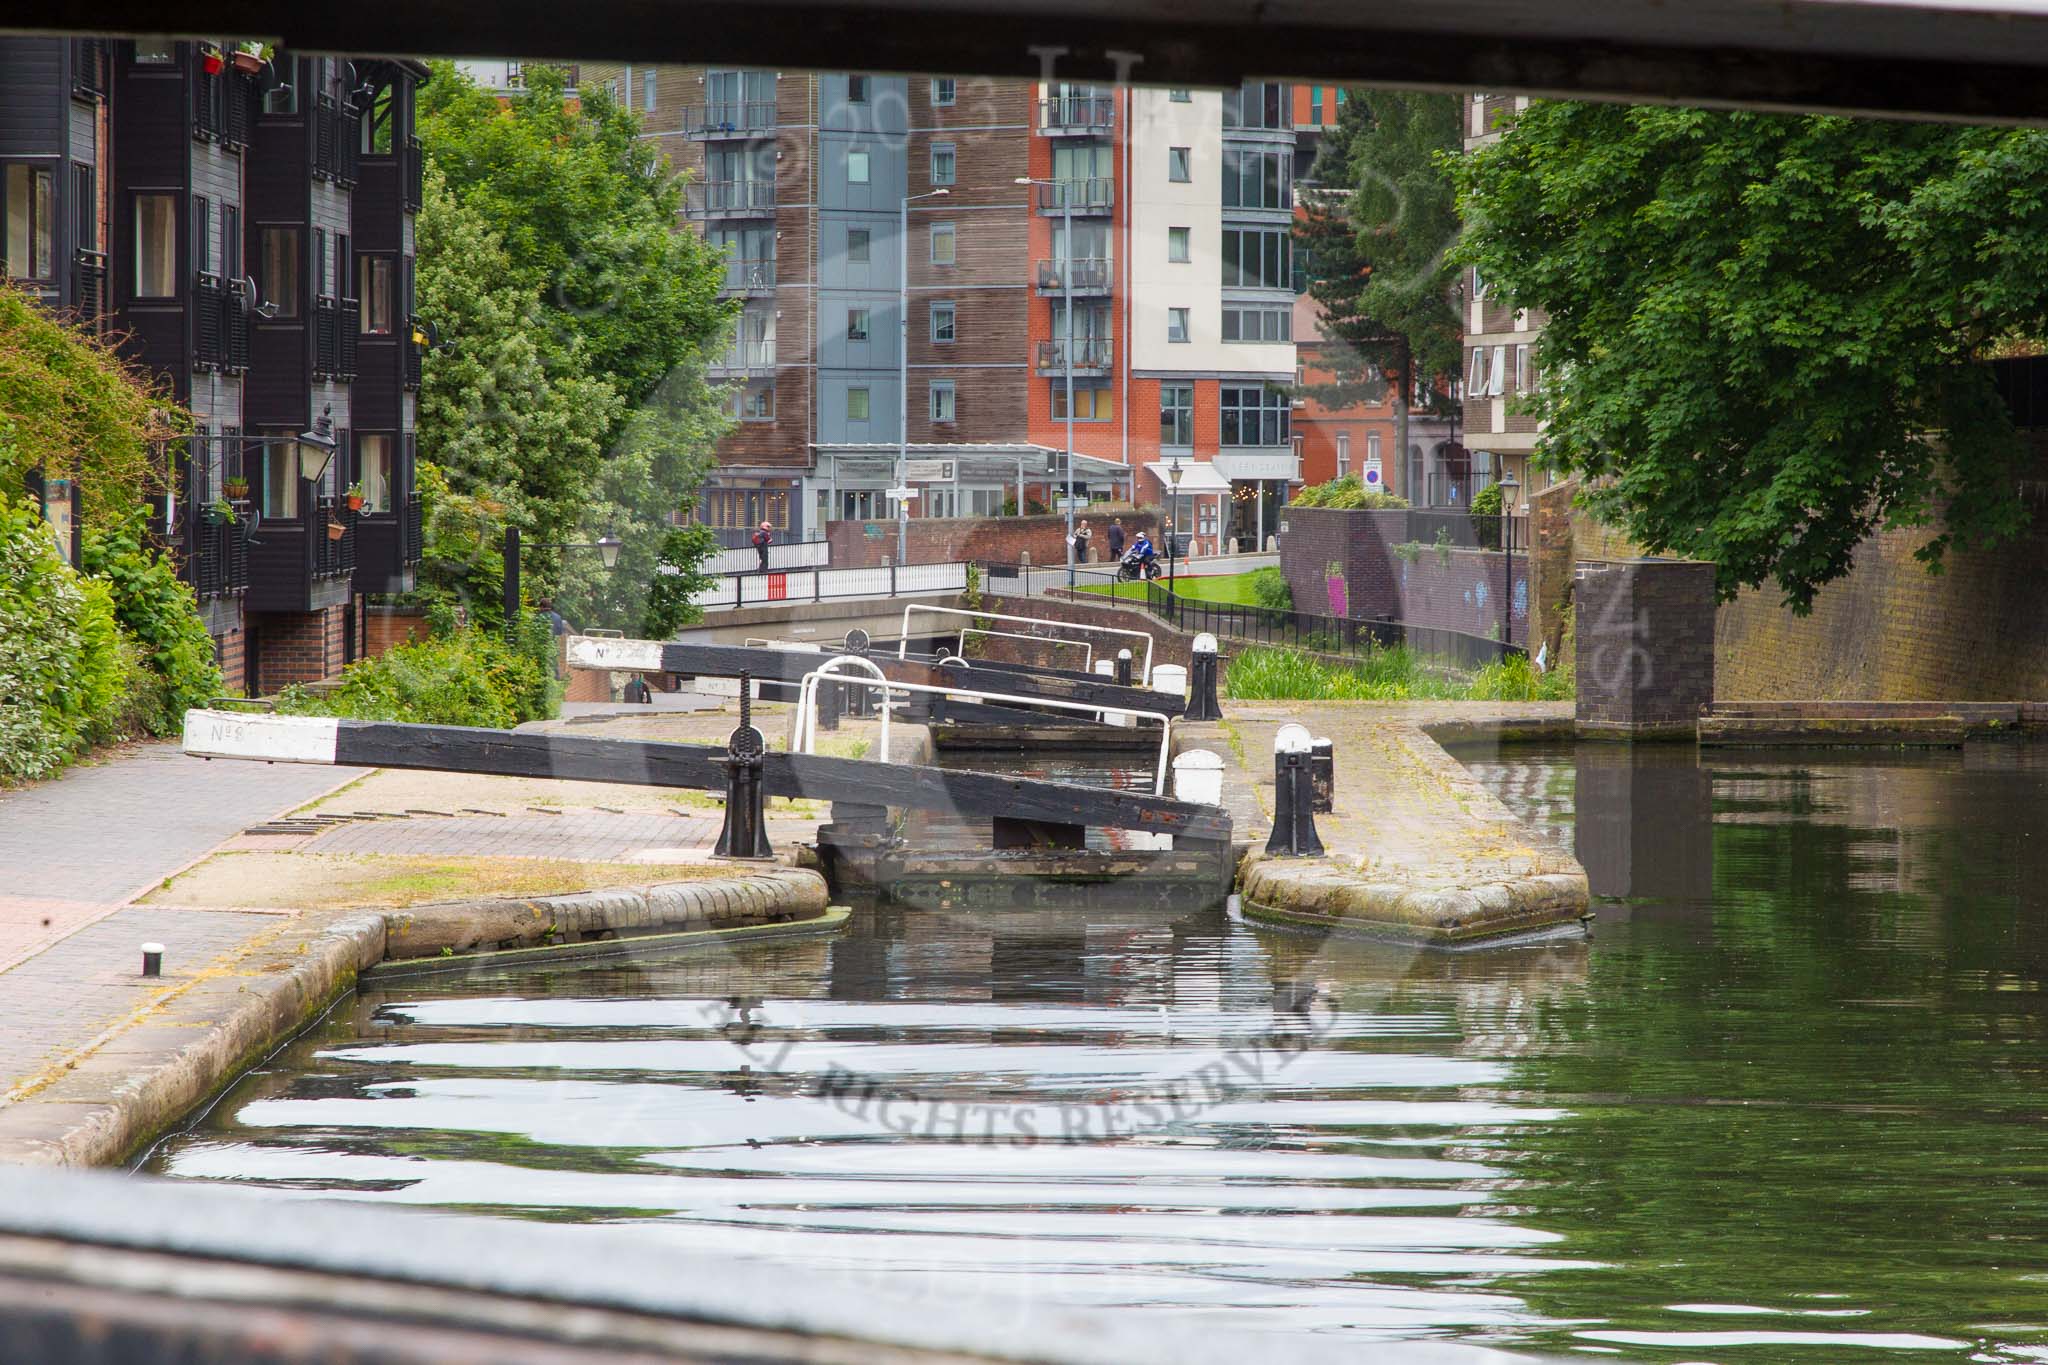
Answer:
[503,527,624,640]
[898,186,950,566]
[1015,174,1077,588]
[1165,452,1185,600]
[1496,467,1520,649]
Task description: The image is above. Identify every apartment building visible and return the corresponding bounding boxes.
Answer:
[1,37,423,693]
[1460,91,1541,510]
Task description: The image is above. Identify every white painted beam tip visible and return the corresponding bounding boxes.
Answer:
[181,710,341,765]
[564,636,666,672]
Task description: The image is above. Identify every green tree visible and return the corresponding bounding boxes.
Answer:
[1297,90,1463,467]
[1455,103,2035,610]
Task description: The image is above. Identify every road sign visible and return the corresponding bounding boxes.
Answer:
[1363,456,1384,488]
[886,486,917,501]
[903,459,956,483]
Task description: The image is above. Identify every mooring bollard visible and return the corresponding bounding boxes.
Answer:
[1309,736,1334,814]
[140,942,164,978]
[1114,648,1133,688]
[1151,662,1188,703]
[1172,748,1225,806]
[1266,723,1325,857]
[1186,632,1224,722]
[714,672,773,859]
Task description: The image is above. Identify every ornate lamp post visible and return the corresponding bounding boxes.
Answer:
[1496,467,1520,648]
[1165,453,1185,598]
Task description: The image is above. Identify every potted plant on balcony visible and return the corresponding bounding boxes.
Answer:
[326,518,346,541]
[223,475,249,500]
[345,481,365,512]
[200,44,225,76]
[232,41,269,75]
[204,497,237,527]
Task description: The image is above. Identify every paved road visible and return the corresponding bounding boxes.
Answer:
[0,742,362,973]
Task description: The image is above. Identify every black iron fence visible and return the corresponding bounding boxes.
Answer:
[1405,508,1529,555]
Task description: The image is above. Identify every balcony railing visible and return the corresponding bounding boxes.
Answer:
[1036,178,1114,215]
[314,97,361,187]
[72,250,107,330]
[312,497,357,579]
[685,102,776,136]
[402,135,424,212]
[194,273,227,370]
[71,39,108,102]
[184,439,248,602]
[1035,258,1113,295]
[224,279,250,373]
[403,316,422,390]
[1038,96,1114,134]
[402,492,424,566]
[340,298,360,379]
[688,180,775,216]
[194,67,229,143]
[723,259,775,294]
[711,340,778,374]
[313,297,358,380]
[1035,337,1114,373]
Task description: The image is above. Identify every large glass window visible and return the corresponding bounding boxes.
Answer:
[1221,81,1289,130]
[260,432,299,518]
[259,226,299,318]
[357,434,393,512]
[1222,305,1291,342]
[1160,382,1194,447]
[359,255,393,333]
[4,165,54,282]
[1220,384,1291,446]
[1222,148,1291,210]
[1221,227,1291,288]
[1051,385,1113,420]
[133,193,177,298]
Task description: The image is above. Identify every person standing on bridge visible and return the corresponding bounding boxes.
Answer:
[752,520,774,574]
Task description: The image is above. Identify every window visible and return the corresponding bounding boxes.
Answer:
[1222,148,1291,210]
[1310,86,1324,125]
[192,195,211,277]
[847,387,870,421]
[642,70,657,112]
[1169,88,1192,102]
[1221,226,1291,288]
[1472,267,1489,301]
[847,149,870,184]
[1167,226,1189,263]
[930,380,955,422]
[846,307,870,341]
[1167,307,1190,343]
[930,222,955,265]
[728,380,775,420]
[1515,343,1530,393]
[847,227,870,263]
[222,204,240,281]
[1489,344,1508,396]
[1220,385,1290,446]
[930,143,956,186]
[1160,382,1194,447]
[357,434,393,513]
[1336,430,1350,477]
[1168,147,1191,182]
[258,226,298,317]
[930,301,956,343]
[259,431,299,518]
[133,39,175,64]
[931,78,956,106]
[1222,81,1289,130]
[848,75,870,103]
[1051,385,1113,420]
[5,165,55,282]
[1222,305,1290,342]
[73,165,95,254]
[134,194,177,298]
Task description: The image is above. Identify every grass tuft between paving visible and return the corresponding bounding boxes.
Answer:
[142,852,732,911]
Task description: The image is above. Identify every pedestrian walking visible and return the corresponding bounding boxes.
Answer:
[1074,521,1093,563]
[751,520,773,573]
[1106,519,1125,561]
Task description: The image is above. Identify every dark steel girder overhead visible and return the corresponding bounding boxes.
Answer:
[19,0,2048,124]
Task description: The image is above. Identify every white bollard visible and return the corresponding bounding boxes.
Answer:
[1093,659,1116,724]
[1172,748,1225,806]
[1151,663,1188,702]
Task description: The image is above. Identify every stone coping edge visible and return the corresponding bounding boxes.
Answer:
[366,904,850,982]
[1238,858,1590,947]
[0,869,831,1169]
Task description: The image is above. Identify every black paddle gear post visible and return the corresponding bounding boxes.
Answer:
[1114,649,1133,688]
[714,672,774,859]
[1186,633,1224,722]
[1265,723,1325,857]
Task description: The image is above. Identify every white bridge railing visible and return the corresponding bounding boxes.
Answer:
[897,603,1154,684]
[693,560,968,610]
[708,540,832,575]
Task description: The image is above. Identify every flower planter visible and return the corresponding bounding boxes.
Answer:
[326,521,346,542]
[346,495,364,512]
[201,48,225,76]
[232,51,263,75]
[223,482,249,500]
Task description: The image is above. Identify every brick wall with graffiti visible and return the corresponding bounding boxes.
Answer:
[1277,506,1528,647]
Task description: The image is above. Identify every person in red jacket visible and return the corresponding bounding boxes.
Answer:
[751,521,773,574]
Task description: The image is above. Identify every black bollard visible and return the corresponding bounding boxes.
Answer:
[816,674,842,731]
[1309,737,1334,814]
[1186,633,1224,722]
[715,672,773,859]
[1115,649,1133,688]
[1266,726,1326,857]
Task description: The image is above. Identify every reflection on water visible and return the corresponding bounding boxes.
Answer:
[147,742,2048,1359]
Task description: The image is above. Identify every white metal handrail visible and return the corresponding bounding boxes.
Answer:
[793,664,1174,794]
[956,628,1092,673]
[897,604,1154,684]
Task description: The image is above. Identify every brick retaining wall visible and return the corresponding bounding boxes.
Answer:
[1277,506,1526,646]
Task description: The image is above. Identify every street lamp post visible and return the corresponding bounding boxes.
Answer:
[1496,467,1520,649]
[898,187,950,566]
[503,527,624,640]
[1165,453,1184,601]
[1015,175,1077,588]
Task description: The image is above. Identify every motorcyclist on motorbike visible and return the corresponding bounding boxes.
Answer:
[1130,530,1155,568]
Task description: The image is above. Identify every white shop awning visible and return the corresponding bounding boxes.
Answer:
[1143,460,1233,494]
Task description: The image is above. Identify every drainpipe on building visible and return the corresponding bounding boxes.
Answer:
[1120,84,1131,478]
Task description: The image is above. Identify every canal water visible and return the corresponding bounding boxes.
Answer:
[145,742,2048,1360]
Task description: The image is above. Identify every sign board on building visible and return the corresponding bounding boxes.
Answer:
[886,486,918,501]
[903,459,956,483]
[1363,455,1384,488]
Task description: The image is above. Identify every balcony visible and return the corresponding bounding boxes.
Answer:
[224,281,251,374]
[711,340,777,375]
[685,102,776,137]
[194,274,227,371]
[688,180,776,217]
[314,97,361,187]
[1038,96,1113,135]
[340,298,360,380]
[1036,178,1114,216]
[723,259,776,295]
[354,492,422,596]
[311,497,357,581]
[402,135,424,212]
[1035,258,1113,295]
[403,316,422,391]
[1035,337,1114,375]
[183,441,249,605]
[71,38,108,102]
[313,299,340,379]
[71,250,107,331]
